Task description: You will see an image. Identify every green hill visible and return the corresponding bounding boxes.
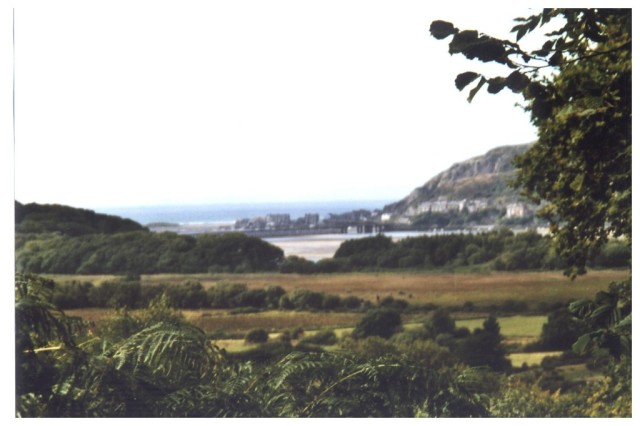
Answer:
[15,201,284,274]
[15,201,147,236]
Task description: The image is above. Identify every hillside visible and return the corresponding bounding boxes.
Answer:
[382,143,536,225]
[15,201,285,274]
[15,201,147,236]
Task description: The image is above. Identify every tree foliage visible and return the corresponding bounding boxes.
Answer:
[16,231,284,274]
[430,10,630,411]
[352,308,403,339]
[15,201,145,236]
[430,9,631,278]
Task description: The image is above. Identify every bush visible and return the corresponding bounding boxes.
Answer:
[52,280,94,309]
[87,279,141,308]
[341,295,364,311]
[299,330,337,346]
[265,285,286,308]
[455,315,511,372]
[279,256,316,274]
[424,308,456,338]
[244,328,269,344]
[278,295,294,310]
[207,282,248,308]
[163,281,208,309]
[534,308,589,351]
[592,240,631,268]
[352,308,403,339]
[321,294,341,311]
[314,258,348,273]
[289,289,324,310]
[379,296,409,311]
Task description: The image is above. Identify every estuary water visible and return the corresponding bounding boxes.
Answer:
[95,201,478,261]
[265,230,469,261]
[96,200,391,226]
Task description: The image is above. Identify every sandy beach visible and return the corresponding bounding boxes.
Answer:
[264,234,352,261]
[265,231,446,261]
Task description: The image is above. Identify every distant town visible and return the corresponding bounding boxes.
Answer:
[147,198,538,237]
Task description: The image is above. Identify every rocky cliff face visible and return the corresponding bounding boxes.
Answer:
[383,143,533,217]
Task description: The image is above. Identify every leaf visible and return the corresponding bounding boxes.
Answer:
[467,77,486,103]
[549,50,563,66]
[505,71,529,93]
[572,333,592,354]
[449,30,479,54]
[455,72,480,91]
[429,20,458,40]
[487,77,507,94]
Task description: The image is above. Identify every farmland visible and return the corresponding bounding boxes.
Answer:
[54,268,625,308]
[59,269,626,358]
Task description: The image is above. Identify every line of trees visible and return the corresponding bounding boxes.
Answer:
[50,277,374,313]
[280,230,629,274]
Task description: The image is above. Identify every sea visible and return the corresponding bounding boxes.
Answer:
[95,200,392,226]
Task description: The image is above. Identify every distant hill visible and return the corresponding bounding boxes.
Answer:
[382,143,536,225]
[15,201,147,236]
[14,201,285,274]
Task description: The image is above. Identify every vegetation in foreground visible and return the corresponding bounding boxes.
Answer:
[16,273,630,417]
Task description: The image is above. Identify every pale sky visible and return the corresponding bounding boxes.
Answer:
[12,1,565,209]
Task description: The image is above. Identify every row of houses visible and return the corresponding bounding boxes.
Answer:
[235,213,320,231]
[382,198,531,224]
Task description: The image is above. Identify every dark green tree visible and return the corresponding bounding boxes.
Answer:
[456,315,511,372]
[352,308,403,339]
[535,308,589,351]
[424,308,456,338]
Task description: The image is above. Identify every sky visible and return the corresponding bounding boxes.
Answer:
[10,1,577,209]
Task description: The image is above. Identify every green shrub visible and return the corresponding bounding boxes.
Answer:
[352,308,402,339]
[244,328,269,344]
[299,330,337,346]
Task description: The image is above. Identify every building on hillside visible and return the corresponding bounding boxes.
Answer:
[506,203,526,218]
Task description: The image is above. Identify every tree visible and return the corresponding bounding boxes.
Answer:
[456,315,511,372]
[430,8,631,356]
[430,9,631,278]
[245,329,269,344]
[424,308,456,338]
[536,308,589,351]
[430,9,630,414]
[352,308,402,339]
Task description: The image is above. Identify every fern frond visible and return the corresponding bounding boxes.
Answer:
[112,322,224,390]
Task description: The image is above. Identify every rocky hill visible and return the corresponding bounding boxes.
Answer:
[382,143,535,224]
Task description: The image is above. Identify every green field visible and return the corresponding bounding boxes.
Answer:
[60,270,623,361]
[456,315,548,337]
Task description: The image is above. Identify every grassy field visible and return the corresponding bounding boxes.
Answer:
[456,315,548,337]
[59,270,624,358]
[47,269,626,309]
[508,351,563,368]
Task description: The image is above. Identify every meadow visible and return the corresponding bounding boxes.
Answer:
[59,269,626,365]
[53,268,626,307]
